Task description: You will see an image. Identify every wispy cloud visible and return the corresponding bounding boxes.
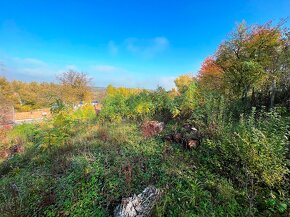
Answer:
[89,64,176,90]
[89,64,135,87]
[107,36,170,59]
[13,57,46,66]
[0,56,57,81]
[157,76,176,90]
[91,64,124,73]
[125,36,169,58]
[21,67,52,77]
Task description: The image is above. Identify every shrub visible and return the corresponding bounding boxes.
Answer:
[198,108,290,214]
[99,87,175,123]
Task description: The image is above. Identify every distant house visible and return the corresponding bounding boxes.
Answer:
[0,105,15,128]
[74,101,99,108]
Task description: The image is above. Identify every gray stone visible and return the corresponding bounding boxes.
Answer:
[114,186,161,217]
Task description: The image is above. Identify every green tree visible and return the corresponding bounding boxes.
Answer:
[215,21,289,107]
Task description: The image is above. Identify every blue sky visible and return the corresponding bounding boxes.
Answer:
[0,0,289,89]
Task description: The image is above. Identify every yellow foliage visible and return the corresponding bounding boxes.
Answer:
[136,102,151,115]
[106,84,143,97]
[174,74,194,93]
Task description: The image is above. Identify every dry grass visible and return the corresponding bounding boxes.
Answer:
[15,108,51,120]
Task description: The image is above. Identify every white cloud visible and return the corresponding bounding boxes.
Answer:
[125,36,170,58]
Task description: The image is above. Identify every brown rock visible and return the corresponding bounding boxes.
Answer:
[186,139,199,150]
[163,134,173,142]
[173,132,182,143]
[142,121,164,138]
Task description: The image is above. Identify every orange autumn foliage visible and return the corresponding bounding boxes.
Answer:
[198,57,224,92]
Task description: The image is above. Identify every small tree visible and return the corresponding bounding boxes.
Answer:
[174,74,194,94]
[57,70,92,104]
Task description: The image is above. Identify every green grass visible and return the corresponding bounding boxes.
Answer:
[0,110,289,216]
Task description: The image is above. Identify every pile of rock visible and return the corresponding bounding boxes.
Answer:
[163,123,201,150]
[142,121,164,138]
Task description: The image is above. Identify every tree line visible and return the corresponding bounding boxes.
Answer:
[0,71,96,111]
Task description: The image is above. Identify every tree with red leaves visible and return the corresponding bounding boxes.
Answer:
[198,56,224,93]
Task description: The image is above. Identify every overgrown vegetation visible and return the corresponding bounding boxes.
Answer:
[0,21,290,216]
